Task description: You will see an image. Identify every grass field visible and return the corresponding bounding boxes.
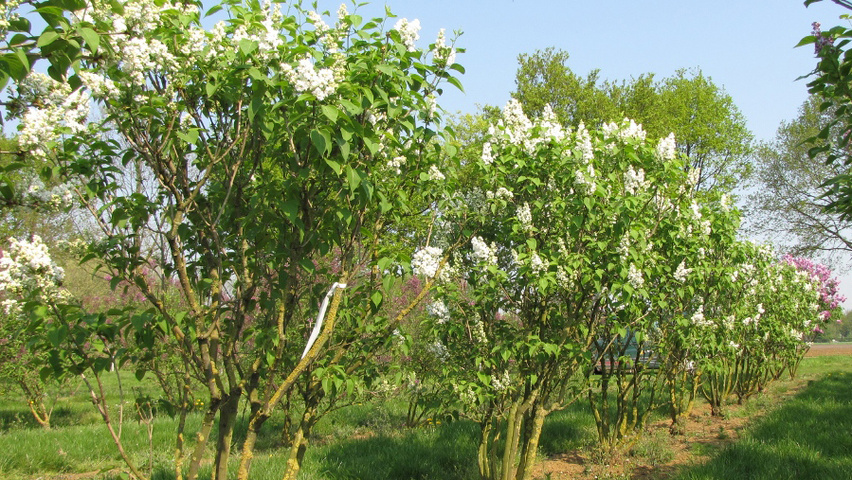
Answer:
[0,355,850,480]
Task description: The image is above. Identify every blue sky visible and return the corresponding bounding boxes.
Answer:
[317,0,848,143]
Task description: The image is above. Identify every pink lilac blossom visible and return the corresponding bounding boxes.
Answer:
[781,255,846,315]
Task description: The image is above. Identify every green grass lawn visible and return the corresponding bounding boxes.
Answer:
[0,356,850,480]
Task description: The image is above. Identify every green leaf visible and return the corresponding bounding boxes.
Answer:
[37,31,60,47]
[13,48,29,74]
[377,256,393,271]
[325,159,342,175]
[370,290,383,309]
[238,39,257,55]
[310,129,330,155]
[176,129,199,145]
[205,4,223,17]
[299,258,315,274]
[0,53,27,82]
[376,64,395,76]
[796,35,818,48]
[446,75,464,92]
[321,105,340,122]
[47,325,68,347]
[346,165,362,191]
[79,27,99,53]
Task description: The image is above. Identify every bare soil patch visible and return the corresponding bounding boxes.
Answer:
[805,342,852,357]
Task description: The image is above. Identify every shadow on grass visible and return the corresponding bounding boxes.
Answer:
[306,419,480,480]
[537,401,597,456]
[0,406,75,431]
[675,372,852,480]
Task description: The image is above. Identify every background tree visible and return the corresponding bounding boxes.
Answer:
[656,69,753,191]
[514,47,619,127]
[746,95,852,265]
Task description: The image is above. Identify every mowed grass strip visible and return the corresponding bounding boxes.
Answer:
[676,358,852,480]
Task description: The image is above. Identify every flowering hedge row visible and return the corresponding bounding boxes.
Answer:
[403,100,845,479]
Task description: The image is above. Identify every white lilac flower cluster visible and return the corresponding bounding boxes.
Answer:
[411,246,443,278]
[539,105,566,142]
[393,18,421,52]
[307,10,329,34]
[215,0,285,62]
[530,252,548,276]
[687,167,701,188]
[471,319,487,343]
[556,265,574,290]
[18,74,91,159]
[387,156,406,174]
[674,260,691,283]
[427,165,446,181]
[517,202,533,232]
[490,370,512,393]
[20,175,75,211]
[428,340,449,360]
[653,191,675,214]
[603,118,647,143]
[690,304,712,327]
[655,133,677,161]
[78,71,120,99]
[281,55,343,101]
[720,194,732,213]
[425,94,438,119]
[623,165,647,195]
[576,122,594,162]
[481,142,494,165]
[573,159,597,196]
[427,300,451,324]
[0,0,21,32]
[431,28,456,67]
[454,383,477,407]
[88,0,193,85]
[120,36,179,86]
[627,263,644,290]
[500,99,534,149]
[365,109,387,125]
[569,122,597,195]
[617,233,631,262]
[471,237,498,266]
[0,236,70,316]
[485,187,513,201]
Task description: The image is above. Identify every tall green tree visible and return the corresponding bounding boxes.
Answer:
[746,95,852,264]
[656,69,753,191]
[514,47,619,127]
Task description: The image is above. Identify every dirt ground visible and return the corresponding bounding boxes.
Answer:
[804,342,852,357]
[530,344,852,480]
[529,401,757,480]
